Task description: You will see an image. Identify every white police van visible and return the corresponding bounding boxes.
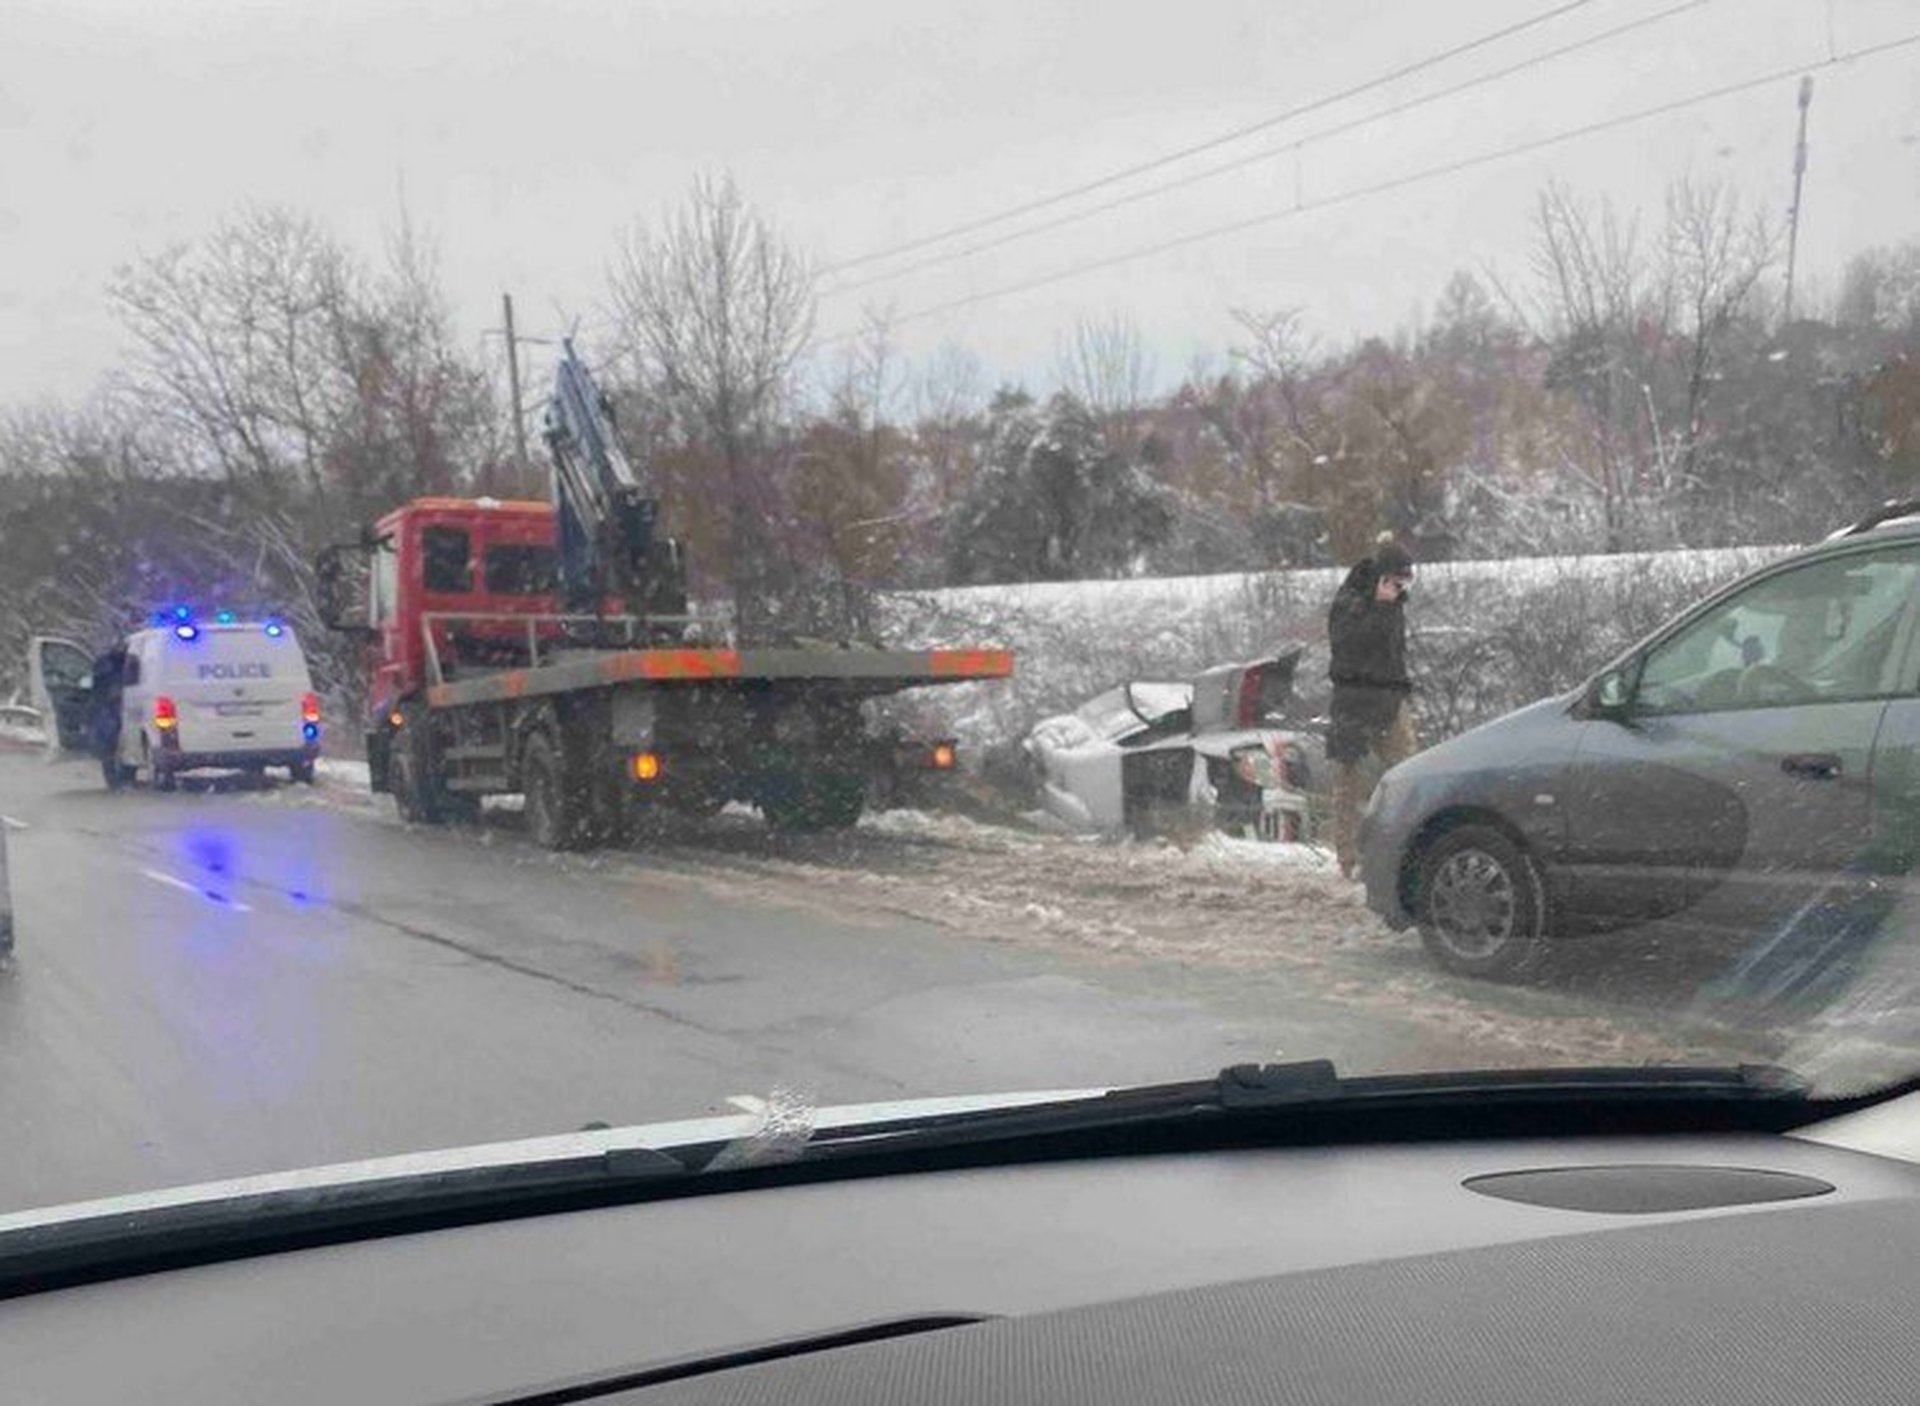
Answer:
[106,616,321,790]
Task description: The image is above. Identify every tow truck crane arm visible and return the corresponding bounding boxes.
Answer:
[542,340,688,627]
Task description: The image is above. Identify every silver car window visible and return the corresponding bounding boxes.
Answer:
[1637,547,1920,715]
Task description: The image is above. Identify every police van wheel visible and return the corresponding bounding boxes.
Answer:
[289,760,316,786]
[141,737,176,792]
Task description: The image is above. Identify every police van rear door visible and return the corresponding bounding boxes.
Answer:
[162,625,310,753]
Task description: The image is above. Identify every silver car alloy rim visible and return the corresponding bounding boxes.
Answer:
[1430,848,1518,958]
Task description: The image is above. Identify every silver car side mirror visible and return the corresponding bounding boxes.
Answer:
[1584,668,1635,721]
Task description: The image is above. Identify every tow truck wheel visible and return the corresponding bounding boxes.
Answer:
[666,789,726,820]
[522,733,585,851]
[390,736,439,824]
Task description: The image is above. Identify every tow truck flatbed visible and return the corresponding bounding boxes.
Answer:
[423,647,1013,709]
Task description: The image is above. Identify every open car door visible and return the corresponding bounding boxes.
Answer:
[27,635,96,752]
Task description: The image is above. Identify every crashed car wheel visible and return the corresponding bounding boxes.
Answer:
[1414,824,1547,980]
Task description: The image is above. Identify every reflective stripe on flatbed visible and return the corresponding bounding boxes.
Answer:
[423,647,1012,709]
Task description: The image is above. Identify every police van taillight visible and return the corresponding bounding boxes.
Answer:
[300,692,321,724]
[153,696,178,730]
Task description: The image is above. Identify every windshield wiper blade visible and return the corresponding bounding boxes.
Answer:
[0,1063,1808,1299]
[788,1060,1811,1164]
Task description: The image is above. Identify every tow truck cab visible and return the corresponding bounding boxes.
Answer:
[362,498,563,717]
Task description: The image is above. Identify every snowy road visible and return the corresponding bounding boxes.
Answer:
[0,742,1778,1215]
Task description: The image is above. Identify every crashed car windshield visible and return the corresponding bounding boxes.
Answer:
[6,0,1920,1230]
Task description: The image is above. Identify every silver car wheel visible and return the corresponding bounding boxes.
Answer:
[1428,848,1518,958]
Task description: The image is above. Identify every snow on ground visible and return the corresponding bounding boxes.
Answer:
[888,544,1789,627]
[316,758,371,791]
[0,721,47,748]
[636,808,1770,1070]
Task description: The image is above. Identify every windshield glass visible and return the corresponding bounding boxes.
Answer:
[6,0,1920,1216]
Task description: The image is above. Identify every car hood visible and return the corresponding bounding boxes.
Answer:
[0,1087,1108,1235]
[1386,689,1582,787]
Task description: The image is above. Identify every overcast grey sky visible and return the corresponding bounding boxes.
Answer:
[4,0,1919,406]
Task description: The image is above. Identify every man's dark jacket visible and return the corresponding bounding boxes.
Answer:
[1326,558,1409,763]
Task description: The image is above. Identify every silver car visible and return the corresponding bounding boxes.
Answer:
[1363,504,1920,978]
[1026,650,1317,841]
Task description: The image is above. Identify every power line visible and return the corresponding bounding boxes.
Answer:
[822,0,1707,301]
[823,31,1920,345]
[818,0,1604,279]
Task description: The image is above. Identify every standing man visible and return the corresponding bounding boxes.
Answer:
[1328,532,1418,879]
[90,643,128,790]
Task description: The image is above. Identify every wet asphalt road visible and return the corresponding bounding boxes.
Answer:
[0,746,1366,1213]
[13,736,1909,1217]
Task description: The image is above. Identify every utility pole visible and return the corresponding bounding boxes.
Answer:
[502,292,530,470]
[1783,75,1814,325]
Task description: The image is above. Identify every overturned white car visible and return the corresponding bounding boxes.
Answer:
[1024,650,1318,841]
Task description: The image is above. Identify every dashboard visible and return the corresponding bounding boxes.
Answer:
[4,1098,1920,1403]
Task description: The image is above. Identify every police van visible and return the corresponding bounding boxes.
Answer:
[103,617,321,790]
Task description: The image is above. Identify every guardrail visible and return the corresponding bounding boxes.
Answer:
[418,611,703,687]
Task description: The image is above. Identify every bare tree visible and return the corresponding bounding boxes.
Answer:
[1661,177,1781,485]
[607,175,815,630]
[829,306,903,434]
[791,307,911,629]
[1055,314,1153,453]
[1515,178,1781,549]
[1525,180,1659,549]
[1218,307,1340,560]
[109,207,360,492]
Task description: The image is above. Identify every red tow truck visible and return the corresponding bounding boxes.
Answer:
[316,345,1010,849]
